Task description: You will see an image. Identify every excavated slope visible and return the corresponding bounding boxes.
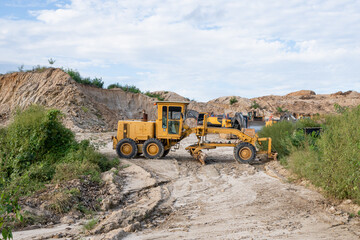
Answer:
[0,68,156,131]
[1,68,360,131]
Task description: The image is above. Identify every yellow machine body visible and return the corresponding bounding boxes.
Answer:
[113,121,155,149]
[207,116,232,128]
[112,102,188,153]
[113,101,276,164]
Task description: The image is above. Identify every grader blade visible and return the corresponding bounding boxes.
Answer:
[197,151,207,165]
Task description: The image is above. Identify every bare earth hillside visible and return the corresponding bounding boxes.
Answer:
[0,68,157,131]
[1,68,360,131]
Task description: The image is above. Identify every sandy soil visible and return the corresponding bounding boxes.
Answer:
[13,133,360,239]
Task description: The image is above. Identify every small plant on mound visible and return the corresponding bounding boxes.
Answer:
[229,96,238,105]
[65,68,104,88]
[0,105,118,196]
[251,100,260,109]
[276,106,288,113]
[107,83,141,93]
[144,91,164,101]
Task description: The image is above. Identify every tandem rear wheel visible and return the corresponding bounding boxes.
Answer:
[143,138,165,159]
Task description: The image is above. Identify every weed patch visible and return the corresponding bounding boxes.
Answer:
[84,218,98,231]
[260,105,360,203]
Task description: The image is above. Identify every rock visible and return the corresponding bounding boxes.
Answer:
[286,90,316,97]
[329,206,336,214]
[61,216,75,224]
[104,229,126,240]
[124,222,141,232]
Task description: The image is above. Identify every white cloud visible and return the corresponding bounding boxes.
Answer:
[0,0,360,101]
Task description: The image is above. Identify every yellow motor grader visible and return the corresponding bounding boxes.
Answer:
[112,101,276,164]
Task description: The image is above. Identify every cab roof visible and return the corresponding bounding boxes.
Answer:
[155,101,190,105]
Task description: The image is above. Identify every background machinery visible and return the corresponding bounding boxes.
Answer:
[112,101,276,164]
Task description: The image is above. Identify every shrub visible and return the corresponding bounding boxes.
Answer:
[0,177,22,240]
[229,96,238,105]
[107,83,141,94]
[65,69,104,88]
[258,118,320,160]
[251,100,260,109]
[276,106,287,113]
[31,65,48,73]
[0,105,118,196]
[84,218,98,231]
[274,105,360,203]
[144,91,164,101]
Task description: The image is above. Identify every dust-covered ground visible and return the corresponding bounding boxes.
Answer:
[14,132,360,240]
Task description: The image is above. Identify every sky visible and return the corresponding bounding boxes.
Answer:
[0,0,359,101]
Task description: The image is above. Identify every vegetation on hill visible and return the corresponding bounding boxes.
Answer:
[259,105,360,203]
[107,83,141,93]
[107,83,164,101]
[65,68,104,88]
[229,96,238,105]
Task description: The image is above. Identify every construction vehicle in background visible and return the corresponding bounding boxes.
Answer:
[186,110,248,130]
[112,101,276,165]
[248,110,265,121]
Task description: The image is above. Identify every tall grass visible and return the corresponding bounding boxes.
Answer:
[288,106,360,202]
[260,106,360,203]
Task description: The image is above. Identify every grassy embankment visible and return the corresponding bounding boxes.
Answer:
[258,106,360,204]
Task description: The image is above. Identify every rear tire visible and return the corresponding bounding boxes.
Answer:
[143,138,165,159]
[234,142,256,164]
[116,138,138,159]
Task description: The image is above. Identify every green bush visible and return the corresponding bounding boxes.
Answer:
[0,105,118,196]
[258,119,320,160]
[0,177,22,240]
[65,69,104,88]
[144,91,164,101]
[288,106,360,202]
[107,83,142,94]
[251,100,260,109]
[229,96,238,105]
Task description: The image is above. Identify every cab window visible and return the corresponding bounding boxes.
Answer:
[168,107,182,120]
[162,106,167,128]
[168,106,182,134]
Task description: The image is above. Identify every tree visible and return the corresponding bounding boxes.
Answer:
[48,58,56,65]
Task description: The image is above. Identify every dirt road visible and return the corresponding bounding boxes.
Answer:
[13,133,360,239]
[119,135,359,240]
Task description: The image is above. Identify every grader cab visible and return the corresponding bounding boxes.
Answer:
[112,101,276,164]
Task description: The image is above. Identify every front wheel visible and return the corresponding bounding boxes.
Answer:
[143,138,165,159]
[234,142,256,164]
[116,138,138,159]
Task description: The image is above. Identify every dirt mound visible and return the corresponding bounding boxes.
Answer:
[0,68,156,131]
[152,91,189,101]
[188,96,252,117]
[286,90,316,97]
[252,92,360,116]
